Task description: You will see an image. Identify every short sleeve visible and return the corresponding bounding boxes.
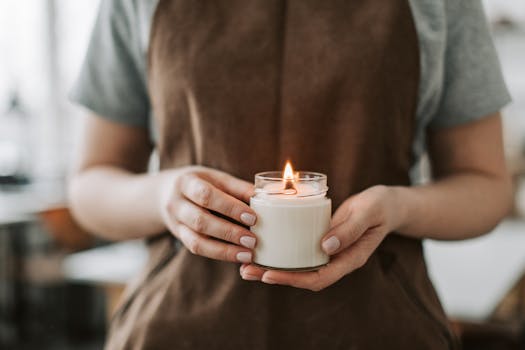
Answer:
[429,1,511,128]
[70,0,150,127]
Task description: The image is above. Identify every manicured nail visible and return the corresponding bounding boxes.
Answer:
[242,273,259,281]
[236,252,252,263]
[240,213,256,226]
[322,236,341,254]
[240,236,256,249]
[262,275,276,284]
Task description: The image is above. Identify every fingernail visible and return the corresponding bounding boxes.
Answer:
[240,236,256,249]
[322,236,341,254]
[236,252,252,263]
[240,213,256,226]
[242,273,259,281]
[262,275,276,284]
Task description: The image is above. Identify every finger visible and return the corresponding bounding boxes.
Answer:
[176,223,253,263]
[171,199,257,248]
[179,174,257,226]
[202,170,255,203]
[261,269,321,290]
[239,264,266,281]
[321,209,371,255]
[164,204,182,240]
[240,263,249,274]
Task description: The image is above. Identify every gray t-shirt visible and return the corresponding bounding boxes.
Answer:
[71,0,511,181]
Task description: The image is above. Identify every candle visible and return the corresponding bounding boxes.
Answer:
[250,161,331,270]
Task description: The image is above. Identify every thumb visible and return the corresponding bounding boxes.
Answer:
[321,210,369,255]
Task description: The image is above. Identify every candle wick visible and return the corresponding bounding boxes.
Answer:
[283,179,297,195]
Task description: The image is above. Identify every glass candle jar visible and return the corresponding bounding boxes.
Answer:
[250,171,331,271]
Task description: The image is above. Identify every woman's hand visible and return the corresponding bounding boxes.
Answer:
[160,166,258,263]
[240,185,405,291]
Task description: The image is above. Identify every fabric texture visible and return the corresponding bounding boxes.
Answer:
[104,0,458,349]
[70,0,511,183]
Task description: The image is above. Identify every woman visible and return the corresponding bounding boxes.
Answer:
[69,0,512,349]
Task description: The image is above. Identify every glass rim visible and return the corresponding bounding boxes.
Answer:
[254,171,327,182]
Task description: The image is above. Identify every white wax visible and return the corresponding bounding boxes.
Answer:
[250,186,331,270]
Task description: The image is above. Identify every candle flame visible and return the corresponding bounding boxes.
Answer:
[283,161,294,181]
[282,161,297,194]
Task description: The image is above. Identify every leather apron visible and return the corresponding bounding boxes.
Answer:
[105,1,459,349]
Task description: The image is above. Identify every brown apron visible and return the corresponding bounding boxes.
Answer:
[106,1,459,349]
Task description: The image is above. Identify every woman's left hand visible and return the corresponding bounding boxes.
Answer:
[240,185,405,291]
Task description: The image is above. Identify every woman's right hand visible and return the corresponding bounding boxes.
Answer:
[159,166,258,264]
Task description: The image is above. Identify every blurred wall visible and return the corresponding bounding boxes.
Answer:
[0,1,100,180]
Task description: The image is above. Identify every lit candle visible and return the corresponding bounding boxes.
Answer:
[250,161,331,270]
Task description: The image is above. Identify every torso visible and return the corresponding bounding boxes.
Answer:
[104,1,458,349]
[135,0,451,183]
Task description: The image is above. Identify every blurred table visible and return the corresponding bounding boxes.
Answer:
[62,240,148,319]
[0,181,66,226]
[62,240,148,285]
[425,219,525,321]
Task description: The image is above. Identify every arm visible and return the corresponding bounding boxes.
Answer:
[241,112,512,290]
[395,112,512,240]
[69,114,258,263]
[68,113,165,239]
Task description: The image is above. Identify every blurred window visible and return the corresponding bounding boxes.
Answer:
[0,1,100,180]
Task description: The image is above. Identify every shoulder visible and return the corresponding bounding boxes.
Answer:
[409,0,487,27]
[408,0,446,33]
[97,0,158,44]
[69,0,160,127]
[93,0,160,67]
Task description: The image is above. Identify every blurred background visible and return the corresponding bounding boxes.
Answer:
[0,1,524,349]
